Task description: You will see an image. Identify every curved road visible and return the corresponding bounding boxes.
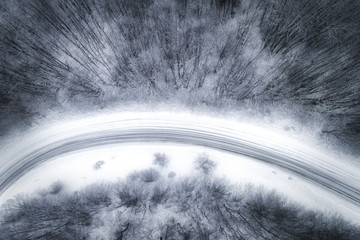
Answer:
[0,113,359,207]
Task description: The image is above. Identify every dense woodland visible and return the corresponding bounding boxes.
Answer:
[1,154,359,239]
[1,1,360,238]
[0,0,360,151]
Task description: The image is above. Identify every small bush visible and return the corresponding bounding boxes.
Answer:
[114,183,147,209]
[81,183,112,208]
[48,180,64,195]
[139,168,161,183]
[153,153,170,168]
[127,168,161,183]
[194,153,217,175]
[93,160,105,170]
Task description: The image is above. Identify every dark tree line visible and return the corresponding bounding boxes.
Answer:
[0,0,360,151]
[1,154,359,239]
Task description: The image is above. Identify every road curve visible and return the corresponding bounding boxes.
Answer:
[0,113,359,207]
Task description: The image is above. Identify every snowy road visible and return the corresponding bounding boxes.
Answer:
[0,112,359,208]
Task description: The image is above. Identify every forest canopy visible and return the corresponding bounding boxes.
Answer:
[0,0,360,152]
[1,154,359,239]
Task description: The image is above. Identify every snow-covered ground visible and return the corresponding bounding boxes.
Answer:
[0,111,359,223]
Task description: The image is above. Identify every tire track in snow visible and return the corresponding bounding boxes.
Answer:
[0,115,359,207]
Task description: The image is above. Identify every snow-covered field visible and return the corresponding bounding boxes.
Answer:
[0,111,359,223]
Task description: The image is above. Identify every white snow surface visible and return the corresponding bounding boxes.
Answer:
[0,111,359,223]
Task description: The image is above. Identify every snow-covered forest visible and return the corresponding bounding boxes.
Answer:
[1,0,360,239]
[1,154,359,239]
[1,0,360,152]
